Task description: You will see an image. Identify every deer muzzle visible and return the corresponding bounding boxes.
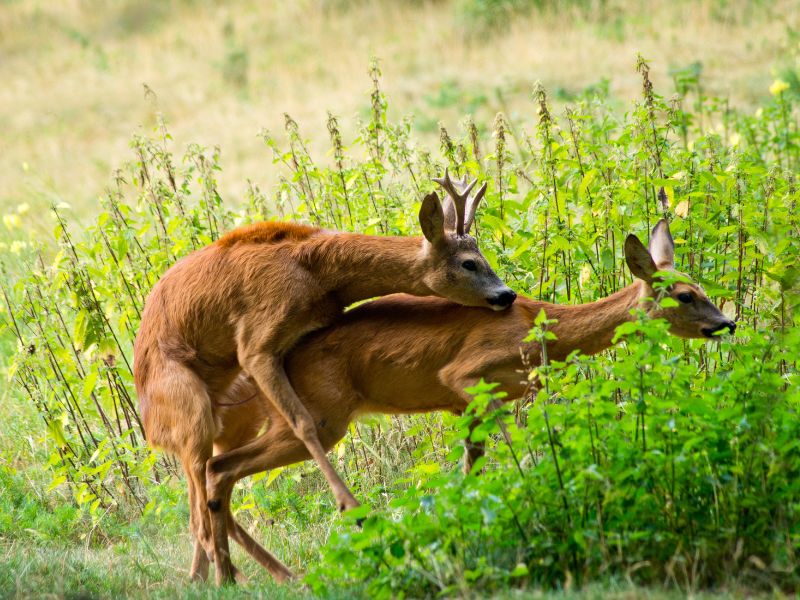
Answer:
[701,320,736,338]
[487,289,517,310]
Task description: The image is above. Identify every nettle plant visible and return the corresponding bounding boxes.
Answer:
[0,57,798,591]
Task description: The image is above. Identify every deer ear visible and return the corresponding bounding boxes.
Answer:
[625,234,658,282]
[649,219,675,269]
[419,192,446,246]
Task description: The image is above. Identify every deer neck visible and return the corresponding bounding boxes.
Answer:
[546,282,644,357]
[300,233,433,305]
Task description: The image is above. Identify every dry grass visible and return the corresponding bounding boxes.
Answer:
[1,0,797,217]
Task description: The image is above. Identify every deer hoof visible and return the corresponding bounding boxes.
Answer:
[234,567,249,584]
[338,498,360,513]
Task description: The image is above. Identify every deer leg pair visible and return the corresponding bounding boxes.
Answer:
[159,364,290,584]
[205,327,356,583]
[201,485,294,584]
[205,422,325,578]
[186,496,292,584]
[182,448,294,584]
[211,353,358,510]
[182,451,258,584]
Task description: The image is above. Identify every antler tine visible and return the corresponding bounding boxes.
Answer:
[433,167,467,236]
[440,196,457,233]
[432,168,456,232]
[449,175,485,235]
[463,181,487,234]
[458,177,477,199]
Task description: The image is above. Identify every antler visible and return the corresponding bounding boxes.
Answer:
[432,168,487,236]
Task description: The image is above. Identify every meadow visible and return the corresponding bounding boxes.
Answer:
[3,0,799,215]
[2,2,800,599]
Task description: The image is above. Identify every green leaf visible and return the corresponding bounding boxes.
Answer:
[47,475,67,492]
[578,169,597,198]
[389,541,405,559]
[47,420,68,448]
[82,371,99,399]
[266,467,284,486]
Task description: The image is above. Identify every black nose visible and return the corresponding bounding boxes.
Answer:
[727,320,736,334]
[488,290,516,307]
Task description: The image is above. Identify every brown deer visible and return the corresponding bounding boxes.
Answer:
[133,171,515,584]
[197,219,735,580]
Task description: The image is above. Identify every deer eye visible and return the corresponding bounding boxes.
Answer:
[461,259,478,272]
[677,292,693,304]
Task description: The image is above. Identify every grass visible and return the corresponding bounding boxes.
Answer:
[2,0,798,217]
[0,538,771,599]
[0,538,307,599]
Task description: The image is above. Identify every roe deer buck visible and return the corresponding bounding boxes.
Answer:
[134,170,514,584]
[196,219,735,579]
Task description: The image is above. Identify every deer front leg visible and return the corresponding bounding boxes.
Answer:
[441,357,521,476]
[207,420,351,582]
[210,352,359,514]
[463,398,511,475]
[463,418,486,475]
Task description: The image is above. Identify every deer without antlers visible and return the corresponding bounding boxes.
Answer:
[133,171,513,584]
[195,219,735,580]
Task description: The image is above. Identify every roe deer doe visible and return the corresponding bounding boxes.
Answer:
[197,219,735,579]
[133,171,514,584]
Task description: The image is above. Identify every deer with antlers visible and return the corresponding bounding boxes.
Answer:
[195,219,735,580]
[133,171,514,584]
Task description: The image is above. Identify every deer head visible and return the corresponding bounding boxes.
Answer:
[418,169,516,311]
[624,219,736,338]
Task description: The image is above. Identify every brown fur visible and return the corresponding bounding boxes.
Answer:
[216,221,318,248]
[214,278,731,472]
[195,220,734,581]
[134,189,513,584]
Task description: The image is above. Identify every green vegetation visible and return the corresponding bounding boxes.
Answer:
[1,50,798,598]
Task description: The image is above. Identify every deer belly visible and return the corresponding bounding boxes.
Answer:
[359,366,457,415]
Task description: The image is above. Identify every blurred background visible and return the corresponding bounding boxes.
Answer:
[3,0,799,217]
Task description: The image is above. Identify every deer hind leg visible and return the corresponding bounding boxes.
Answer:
[183,464,210,581]
[182,452,215,582]
[228,353,359,513]
[206,422,346,581]
[226,513,295,582]
[190,541,210,582]
[146,360,238,585]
